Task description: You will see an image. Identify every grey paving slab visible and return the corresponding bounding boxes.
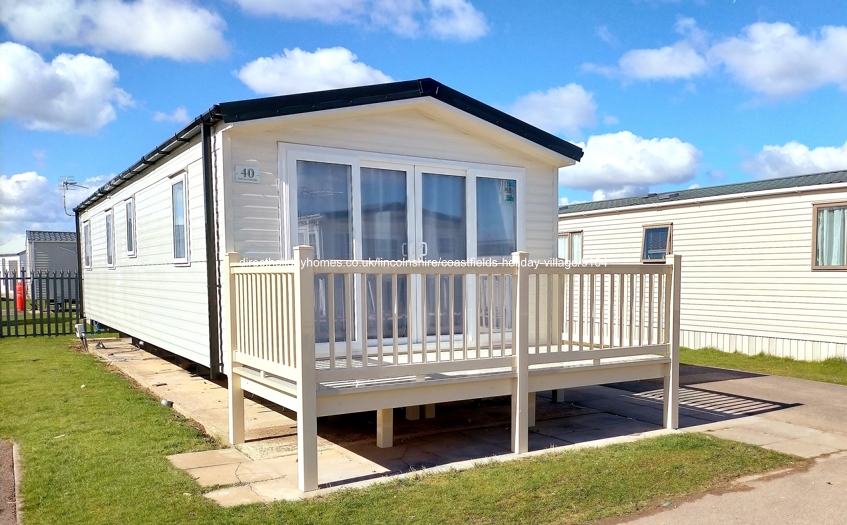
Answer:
[167,448,250,470]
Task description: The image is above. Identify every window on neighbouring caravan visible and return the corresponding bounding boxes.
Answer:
[812,203,847,270]
[105,209,115,268]
[125,197,136,257]
[641,224,672,262]
[83,221,92,269]
[557,231,582,262]
[171,178,188,263]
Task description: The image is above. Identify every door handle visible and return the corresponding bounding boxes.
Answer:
[420,242,428,257]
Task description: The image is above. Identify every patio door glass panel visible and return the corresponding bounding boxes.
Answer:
[296,160,352,344]
[476,177,516,336]
[421,172,466,337]
[361,167,409,341]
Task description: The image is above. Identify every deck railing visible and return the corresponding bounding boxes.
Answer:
[223,246,681,491]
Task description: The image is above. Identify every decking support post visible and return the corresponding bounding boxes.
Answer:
[294,246,318,492]
[424,404,435,419]
[663,254,681,430]
[552,389,564,403]
[376,408,393,448]
[511,251,530,454]
[528,392,536,428]
[405,406,420,420]
[223,253,245,445]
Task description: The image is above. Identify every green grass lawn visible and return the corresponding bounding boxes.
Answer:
[1,337,800,525]
[681,347,847,387]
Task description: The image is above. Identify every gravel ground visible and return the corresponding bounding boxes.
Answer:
[0,440,17,525]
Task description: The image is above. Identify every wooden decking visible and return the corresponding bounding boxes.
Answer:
[222,247,682,491]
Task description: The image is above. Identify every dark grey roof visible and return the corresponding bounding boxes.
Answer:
[75,78,583,214]
[559,169,847,215]
[26,231,77,243]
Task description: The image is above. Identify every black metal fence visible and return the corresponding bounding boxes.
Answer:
[1,270,81,337]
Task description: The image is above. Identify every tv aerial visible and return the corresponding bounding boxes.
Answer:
[59,177,90,216]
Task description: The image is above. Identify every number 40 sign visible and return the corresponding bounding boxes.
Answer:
[235,165,259,184]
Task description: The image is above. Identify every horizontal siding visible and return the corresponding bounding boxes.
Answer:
[78,138,214,366]
[226,108,560,261]
[559,189,847,359]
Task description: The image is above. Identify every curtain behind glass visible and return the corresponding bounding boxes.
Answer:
[476,177,516,258]
[570,232,582,262]
[816,206,846,267]
[106,213,114,265]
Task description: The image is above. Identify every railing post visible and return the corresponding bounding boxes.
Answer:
[663,254,681,429]
[511,251,530,453]
[293,245,318,492]
[223,253,245,445]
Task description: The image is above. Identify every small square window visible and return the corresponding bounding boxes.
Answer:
[642,224,672,262]
[812,203,846,270]
[557,231,582,262]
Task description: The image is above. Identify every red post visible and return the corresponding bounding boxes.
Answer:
[15,280,25,312]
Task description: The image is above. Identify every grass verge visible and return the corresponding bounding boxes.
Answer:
[1,337,801,525]
[681,347,847,387]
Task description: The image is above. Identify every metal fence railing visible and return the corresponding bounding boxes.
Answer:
[1,270,81,337]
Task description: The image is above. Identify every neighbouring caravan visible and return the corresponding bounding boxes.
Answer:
[558,170,847,361]
[75,79,583,375]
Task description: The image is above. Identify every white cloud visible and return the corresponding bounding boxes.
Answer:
[427,0,487,41]
[236,47,393,96]
[585,18,847,98]
[0,0,228,61]
[618,41,708,80]
[0,42,132,133]
[559,131,701,198]
[708,23,847,99]
[153,106,191,124]
[509,84,597,138]
[741,141,847,179]
[233,0,487,41]
[0,172,74,237]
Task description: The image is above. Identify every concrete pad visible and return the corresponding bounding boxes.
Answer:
[744,419,824,440]
[167,448,249,470]
[249,477,302,503]
[235,460,284,483]
[794,432,847,451]
[763,439,840,458]
[706,427,787,446]
[204,484,265,507]
[185,463,240,486]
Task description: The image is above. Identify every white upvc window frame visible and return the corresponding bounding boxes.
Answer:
[278,142,526,261]
[83,220,92,269]
[170,173,190,266]
[105,208,116,269]
[125,195,137,258]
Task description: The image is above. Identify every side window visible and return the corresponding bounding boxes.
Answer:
[105,209,115,268]
[642,224,672,262]
[125,197,136,257]
[812,203,846,269]
[171,177,189,264]
[83,221,92,269]
[557,231,583,262]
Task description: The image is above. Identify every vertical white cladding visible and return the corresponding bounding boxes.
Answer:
[79,137,215,366]
[558,188,847,360]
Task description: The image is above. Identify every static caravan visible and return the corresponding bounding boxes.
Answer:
[558,170,847,361]
[76,79,684,491]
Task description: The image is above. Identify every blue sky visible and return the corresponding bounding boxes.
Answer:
[2,0,847,244]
